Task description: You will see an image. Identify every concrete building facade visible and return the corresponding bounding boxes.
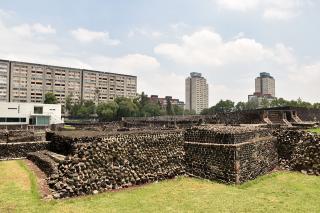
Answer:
[2,59,137,106]
[254,72,275,97]
[0,60,10,102]
[185,72,209,114]
[249,72,276,107]
[150,95,185,109]
[82,70,137,104]
[0,102,63,126]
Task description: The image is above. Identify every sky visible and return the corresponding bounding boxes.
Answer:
[0,0,319,106]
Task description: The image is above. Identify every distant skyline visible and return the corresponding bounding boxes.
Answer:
[0,0,319,105]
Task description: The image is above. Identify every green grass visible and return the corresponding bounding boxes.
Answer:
[308,128,320,134]
[63,125,76,130]
[0,161,320,212]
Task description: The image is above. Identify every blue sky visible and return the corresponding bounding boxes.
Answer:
[0,0,319,105]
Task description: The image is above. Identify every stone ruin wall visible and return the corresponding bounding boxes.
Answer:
[276,130,320,175]
[0,142,49,160]
[184,126,278,184]
[0,130,48,160]
[6,125,319,199]
[44,131,185,198]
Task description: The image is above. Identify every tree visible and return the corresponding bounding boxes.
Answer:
[116,98,139,119]
[142,102,163,117]
[69,100,96,118]
[184,109,196,115]
[44,92,58,104]
[213,100,235,113]
[166,97,174,115]
[96,102,119,121]
[260,98,270,108]
[246,99,259,110]
[65,94,73,113]
[173,105,184,115]
[235,102,247,111]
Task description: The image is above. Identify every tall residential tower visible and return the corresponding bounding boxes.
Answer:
[248,72,276,106]
[185,72,209,114]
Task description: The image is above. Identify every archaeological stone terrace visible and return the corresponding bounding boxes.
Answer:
[0,122,319,199]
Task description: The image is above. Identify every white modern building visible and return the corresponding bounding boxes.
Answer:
[185,72,209,114]
[0,102,63,126]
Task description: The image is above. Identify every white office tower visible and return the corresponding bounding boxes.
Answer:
[185,72,209,114]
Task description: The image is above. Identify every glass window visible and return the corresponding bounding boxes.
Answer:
[36,116,49,126]
[34,106,43,114]
[7,118,19,122]
[20,118,26,122]
[0,117,5,122]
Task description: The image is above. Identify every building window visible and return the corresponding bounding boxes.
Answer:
[34,106,43,114]
[0,117,5,122]
[7,118,20,122]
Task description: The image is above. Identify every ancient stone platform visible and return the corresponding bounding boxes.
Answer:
[184,125,278,183]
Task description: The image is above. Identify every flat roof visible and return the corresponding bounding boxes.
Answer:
[7,59,137,78]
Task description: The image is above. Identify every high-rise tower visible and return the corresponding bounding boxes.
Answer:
[185,72,209,114]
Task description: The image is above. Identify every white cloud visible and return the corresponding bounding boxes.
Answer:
[214,0,310,20]
[12,23,56,37]
[32,23,56,34]
[87,54,160,75]
[128,27,163,39]
[71,28,120,45]
[215,0,259,11]
[154,29,293,67]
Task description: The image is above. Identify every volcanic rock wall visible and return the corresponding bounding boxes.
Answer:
[0,130,46,143]
[184,126,277,183]
[276,130,320,175]
[0,142,49,159]
[47,131,185,198]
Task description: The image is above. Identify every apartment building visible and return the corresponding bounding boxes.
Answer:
[10,61,82,104]
[248,72,276,107]
[2,59,137,106]
[149,95,185,109]
[185,72,209,114]
[0,60,10,102]
[82,70,137,104]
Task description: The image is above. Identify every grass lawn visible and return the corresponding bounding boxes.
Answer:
[0,160,320,213]
[308,128,320,134]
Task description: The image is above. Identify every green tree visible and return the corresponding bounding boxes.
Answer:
[235,102,247,111]
[116,98,139,119]
[142,102,163,117]
[260,98,270,108]
[246,99,259,110]
[166,97,174,115]
[214,100,235,113]
[65,94,73,113]
[173,105,184,115]
[96,102,119,121]
[44,92,58,104]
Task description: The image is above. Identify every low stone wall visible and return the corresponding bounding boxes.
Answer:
[184,126,277,183]
[184,126,270,144]
[46,131,185,198]
[276,130,320,175]
[0,130,46,143]
[0,141,49,159]
[184,142,236,183]
[237,137,278,183]
[27,151,60,176]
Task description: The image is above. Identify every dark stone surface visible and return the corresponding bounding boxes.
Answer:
[47,131,185,198]
[0,142,49,159]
